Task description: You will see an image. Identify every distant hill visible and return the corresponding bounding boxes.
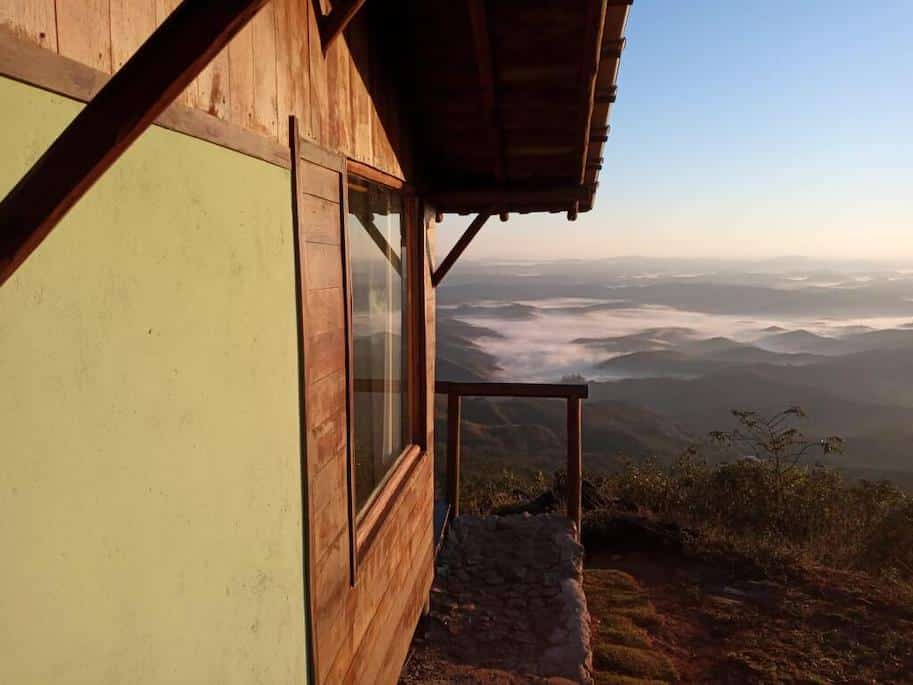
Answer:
[597,344,824,378]
[589,368,913,471]
[436,314,695,472]
[451,302,538,320]
[573,327,698,354]
[436,316,502,382]
[756,329,841,354]
[435,396,695,474]
[757,327,913,356]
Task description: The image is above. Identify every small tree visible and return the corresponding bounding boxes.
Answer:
[710,407,843,506]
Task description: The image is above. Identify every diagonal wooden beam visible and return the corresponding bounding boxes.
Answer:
[357,215,403,277]
[0,0,271,287]
[467,0,506,184]
[318,0,368,51]
[431,212,491,288]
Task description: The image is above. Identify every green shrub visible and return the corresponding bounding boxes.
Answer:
[603,452,911,576]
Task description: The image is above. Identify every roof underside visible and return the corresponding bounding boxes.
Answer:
[403,0,631,217]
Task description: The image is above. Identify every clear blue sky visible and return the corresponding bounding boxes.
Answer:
[437,1,913,261]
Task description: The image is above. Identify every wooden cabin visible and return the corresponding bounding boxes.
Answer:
[0,1,630,683]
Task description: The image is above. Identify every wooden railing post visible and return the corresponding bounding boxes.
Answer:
[566,397,583,539]
[447,391,462,518]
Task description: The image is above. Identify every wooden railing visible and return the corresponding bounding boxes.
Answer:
[435,381,588,538]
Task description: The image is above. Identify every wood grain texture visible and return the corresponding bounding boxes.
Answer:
[56,0,111,72]
[0,0,57,51]
[110,0,155,70]
[307,0,329,145]
[228,18,255,129]
[298,196,342,243]
[0,26,284,168]
[0,0,275,286]
[292,154,434,685]
[193,46,230,119]
[346,18,371,164]
[276,0,310,144]
[2,0,412,182]
[325,32,351,152]
[299,162,341,203]
[305,241,343,290]
[251,2,278,137]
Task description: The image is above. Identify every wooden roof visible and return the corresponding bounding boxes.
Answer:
[403,0,631,218]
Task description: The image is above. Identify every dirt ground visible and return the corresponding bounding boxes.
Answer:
[586,547,913,684]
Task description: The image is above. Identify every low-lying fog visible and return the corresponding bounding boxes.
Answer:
[439,257,913,383]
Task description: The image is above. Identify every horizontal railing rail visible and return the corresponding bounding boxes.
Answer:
[435,380,588,539]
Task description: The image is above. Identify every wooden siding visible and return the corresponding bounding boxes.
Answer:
[0,0,410,178]
[293,147,433,685]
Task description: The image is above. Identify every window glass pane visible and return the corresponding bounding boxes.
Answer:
[348,177,409,513]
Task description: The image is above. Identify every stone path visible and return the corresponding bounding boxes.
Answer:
[400,513,594,685]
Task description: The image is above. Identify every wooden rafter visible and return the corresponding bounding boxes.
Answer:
[431,212,491,288]
[318,0,368,51]
[0,0,271,287]
[577,0,608,187]
[467,0,506,183]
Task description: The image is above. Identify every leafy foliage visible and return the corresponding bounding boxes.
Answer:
[460,407,912,581]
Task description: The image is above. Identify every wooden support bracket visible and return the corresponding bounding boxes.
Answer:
[318,0,368,51]
[0,0,271,287]
[431,212,491,288]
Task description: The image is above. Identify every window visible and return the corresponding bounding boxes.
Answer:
[346,175,410,514]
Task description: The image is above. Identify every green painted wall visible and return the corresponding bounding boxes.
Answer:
[0,77,308,684]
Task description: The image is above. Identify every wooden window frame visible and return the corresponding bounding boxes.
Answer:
[341,160,425,578]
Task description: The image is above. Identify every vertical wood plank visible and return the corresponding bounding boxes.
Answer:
[289,115,322,685]
[194,45,231,119]
[110,0,155,70]
[307,0,329,145]
[55,0,111,72]
[325,33,351,152]
[276,0,310,144]
[338,162,358,587]
[251,2,278,138]
[0,0,58,52]
[371,61,394,175]
[347,18,371,162]
[228,19,255,129]
[446,392,461,518]
[275,0,311,146]
[424,210,437,452]
[567,397,583,539]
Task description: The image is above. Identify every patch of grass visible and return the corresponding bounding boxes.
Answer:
[586,569,679,684]
[594,674,670,685]
[592,615,652,649]
[586,570,664,630]
[593,644,678,681]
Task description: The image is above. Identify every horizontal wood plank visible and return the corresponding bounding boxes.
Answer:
[435,380,589,399]
[305,241,343,291]
[305,287,345,338]
[298,196,342,244]
[0,26,289,169]
[299,160,342,203]
[307,412,346,478]
[310,447,347,517]
[306,369,346,428]
[307,327,346,385]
